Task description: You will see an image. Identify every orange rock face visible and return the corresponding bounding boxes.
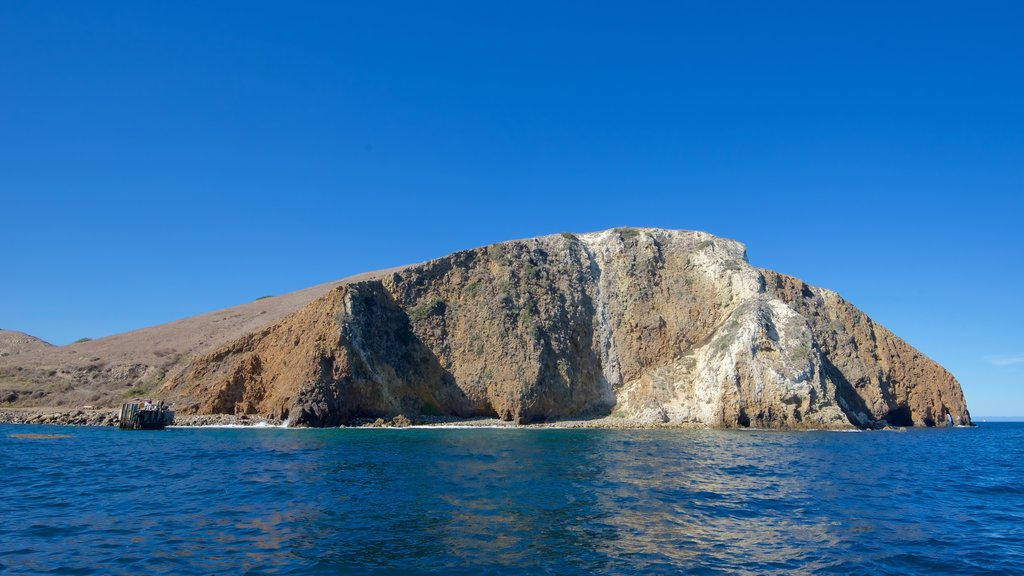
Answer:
[158,229,970,428]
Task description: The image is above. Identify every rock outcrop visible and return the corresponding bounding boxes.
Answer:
[157,228,970,429]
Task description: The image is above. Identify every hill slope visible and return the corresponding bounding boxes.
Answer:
[0,268,401,408]
[0,330,52,357]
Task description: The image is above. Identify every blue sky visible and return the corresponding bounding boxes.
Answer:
[1,1,1021,416]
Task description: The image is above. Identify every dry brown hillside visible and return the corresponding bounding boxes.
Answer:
[0,330,52,357]
[0,268,403,408]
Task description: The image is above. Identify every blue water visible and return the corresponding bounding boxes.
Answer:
[2,424,1022,575]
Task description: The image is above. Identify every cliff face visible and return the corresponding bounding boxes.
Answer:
[164,228,971,428]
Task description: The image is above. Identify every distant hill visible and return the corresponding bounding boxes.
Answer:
[0,330,52,357]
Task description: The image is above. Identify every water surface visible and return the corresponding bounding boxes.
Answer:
[2,423,1021,575]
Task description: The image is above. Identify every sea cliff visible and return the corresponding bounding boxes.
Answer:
[156,228,970,428]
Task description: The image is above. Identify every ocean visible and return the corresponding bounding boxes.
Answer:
[2,423,1022,575]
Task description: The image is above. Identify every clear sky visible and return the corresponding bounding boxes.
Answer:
[1,1,1021,416]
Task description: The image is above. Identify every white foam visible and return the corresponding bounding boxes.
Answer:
[169,421,289,429]
[407,424,514,429]
[341,424,515,430]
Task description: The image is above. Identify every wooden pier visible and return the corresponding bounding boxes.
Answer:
[119,402,175,430]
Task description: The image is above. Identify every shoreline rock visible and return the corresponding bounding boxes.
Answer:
[0,408,283,428]
[0,408,120,426]
[1,408,922,432]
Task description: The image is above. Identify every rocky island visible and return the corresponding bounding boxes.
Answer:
[0,228,970,429]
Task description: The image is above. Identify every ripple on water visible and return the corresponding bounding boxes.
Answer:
[0,424,1022,574]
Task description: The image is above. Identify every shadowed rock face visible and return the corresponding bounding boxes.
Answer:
[163,228,971,428]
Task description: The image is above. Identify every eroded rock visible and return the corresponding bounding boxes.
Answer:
[0,229,970,430]
[159,228,970,429]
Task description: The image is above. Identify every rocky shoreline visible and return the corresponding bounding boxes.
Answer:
[0,408,908,431]
[0,408,659,429]
[0,408,284,428]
